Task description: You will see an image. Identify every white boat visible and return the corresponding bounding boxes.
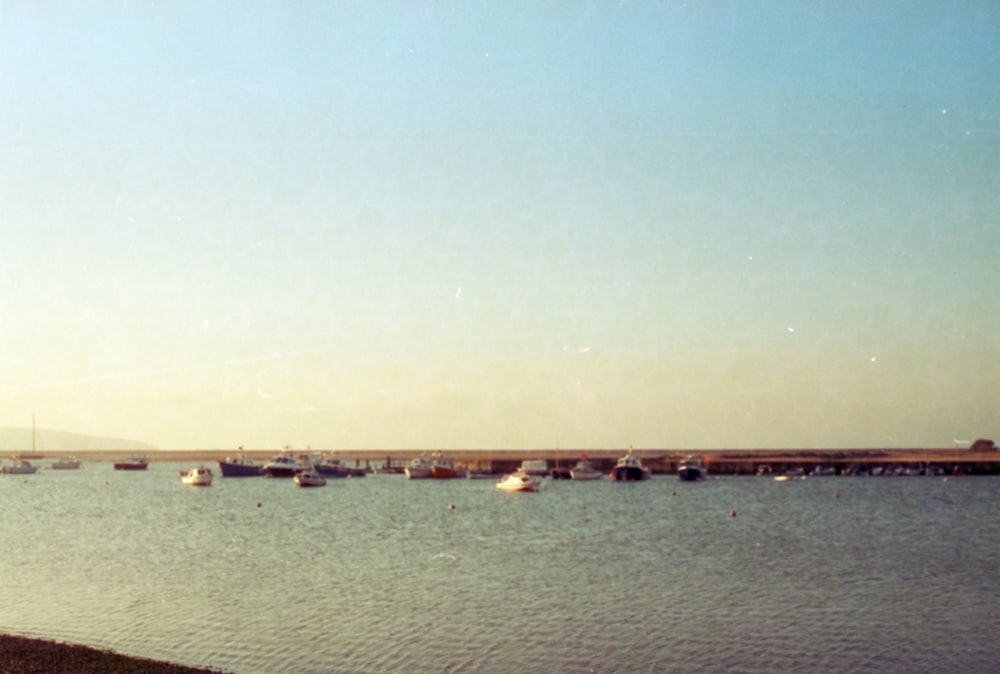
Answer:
[569,456,602,481]
[677,456,706,482]
[496,469,540,492]
[47,457,82,470]
[1,458,39,475]
[263,449,301,478]
[180,465,213,486]
[810,466,836,477]
[294,467,327,487]
[519,459,549,476]
[609,447,650,481]
[405,456,433,479]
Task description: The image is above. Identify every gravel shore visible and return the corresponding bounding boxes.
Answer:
[0,634,229,674]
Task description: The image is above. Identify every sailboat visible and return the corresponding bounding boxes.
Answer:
[3,414,40,475]
[549,441,571,479]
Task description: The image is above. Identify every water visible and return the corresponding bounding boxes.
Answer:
[1,464,998,673]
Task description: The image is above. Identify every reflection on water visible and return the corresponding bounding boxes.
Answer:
[1,463,998,673]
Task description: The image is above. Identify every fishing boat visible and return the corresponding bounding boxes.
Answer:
[218,447,263,477]
[294,466,327,487]
[263,449,301,478]
[47,457,82,470]
[312,454,353,478]
[569,456,602,481]
[677,456,705,482]
[180,465,213,486]
[430,452,463,479]
[519,459,549,476]
[609,447,650,481]
[2,458,39,475]
[496,469,540,492]
[114,455,148,471]
[405,455,433,479]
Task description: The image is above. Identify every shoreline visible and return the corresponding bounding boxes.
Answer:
[18,448,1000,475]
[0,634,228,674]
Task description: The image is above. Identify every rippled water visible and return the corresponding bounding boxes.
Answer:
[1,463,998,673]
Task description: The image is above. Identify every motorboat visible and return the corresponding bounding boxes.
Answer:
[294,467,327,487]
[519,459,549,476]
[405,456,433,479]
[496,469,540,492]
[114,455,148,471]
[47,457,82,470]
[2,458,39,475]
[569,456,602,481]
[677,456,705,482]
[218,447,263,477]
[180,465,213,486]
[609,448,650,481]
[313,454,353,478]
[263,449,301,478]
[431,452,464,479]
[810,466,836,477]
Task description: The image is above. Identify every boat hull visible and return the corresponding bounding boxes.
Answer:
[610,466,649,481]
[218,461,263,477]
[114,463,147,471]
[677,467,704,481]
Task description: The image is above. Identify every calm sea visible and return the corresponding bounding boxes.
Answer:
[1,462,997,673]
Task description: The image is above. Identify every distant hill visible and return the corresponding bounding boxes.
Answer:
[0,428,157,454]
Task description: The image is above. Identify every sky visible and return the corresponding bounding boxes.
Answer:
[1,2,998,451]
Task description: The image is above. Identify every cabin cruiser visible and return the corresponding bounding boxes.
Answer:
[218,447,263,477]
[609,448,650,481]
[496,469,540,492]
[405,456,433,479]
[180,465,213,486]
[431,452,464,479]
[2,458,39,475]
[677,456,705,482]
[569,456,602,481]
[113,455,148,471]
[263,450,301,478]
[294,466,327,487]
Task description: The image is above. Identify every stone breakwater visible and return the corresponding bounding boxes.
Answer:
[31,448,1000,475]
[0,634,228,674]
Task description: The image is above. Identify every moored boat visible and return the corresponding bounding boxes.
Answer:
[569,456,602,481]
[405,456,433,479]
[2,458,39,475]
[609,447,650,481]
[677,456,705,482]
[218,447,263,477]
[294,467,327,487]
[496,469,540,492]
[114,455,148,471]
[263,449,301,478]
[431,452,464,479]
[519,459,549,476]
[180,465,213,486]
[47,457,82,470]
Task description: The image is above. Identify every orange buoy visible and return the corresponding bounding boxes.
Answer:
[729,510,737,517]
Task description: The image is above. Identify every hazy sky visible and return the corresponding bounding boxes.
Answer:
[2,3,998,451]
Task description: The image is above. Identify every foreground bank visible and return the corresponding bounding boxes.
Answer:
[0,634,228,674]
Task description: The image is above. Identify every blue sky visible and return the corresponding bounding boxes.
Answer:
[1,2,998,450]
